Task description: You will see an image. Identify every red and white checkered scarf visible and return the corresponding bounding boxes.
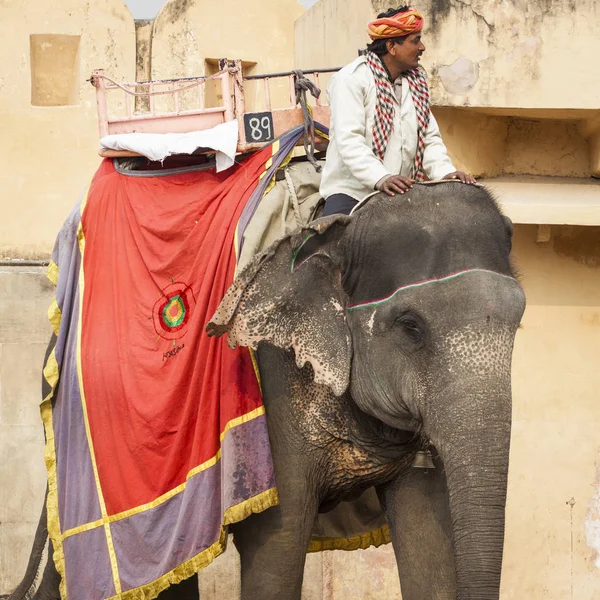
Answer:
[365,51,431,181]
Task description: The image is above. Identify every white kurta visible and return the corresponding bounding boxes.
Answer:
[319,56,456,202]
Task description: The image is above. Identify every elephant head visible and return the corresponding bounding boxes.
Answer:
[208,182,525,598]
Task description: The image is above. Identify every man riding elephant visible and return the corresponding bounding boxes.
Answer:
[320,5,476,216]
[6,8,524,600]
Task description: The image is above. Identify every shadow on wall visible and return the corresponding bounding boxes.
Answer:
[512,225,600,308]
[553,226,600,269]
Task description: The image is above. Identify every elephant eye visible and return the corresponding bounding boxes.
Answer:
[395,313,425,344]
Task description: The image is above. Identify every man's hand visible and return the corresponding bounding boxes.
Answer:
[376,175,415,196]
[443,171,476,184]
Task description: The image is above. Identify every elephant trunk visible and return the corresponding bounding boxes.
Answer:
[425,383,512,600]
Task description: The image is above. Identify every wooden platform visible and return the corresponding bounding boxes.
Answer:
[91,59,338,158]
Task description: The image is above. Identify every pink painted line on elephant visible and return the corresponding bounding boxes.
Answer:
[346,269,517,312]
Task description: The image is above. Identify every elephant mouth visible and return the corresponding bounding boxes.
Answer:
[350,398,422,451]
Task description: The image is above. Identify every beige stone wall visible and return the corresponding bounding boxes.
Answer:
[503,225,600,599]
[294,0,373,70]
[151,0,305,113]
[419,0,600,111]
[0,268,55,591]
[296,0,600,110]
[134,20,154,113]
[0,0,136,259]
[152,0,304,78]
[432,108,509,178]
[433,108,594,179]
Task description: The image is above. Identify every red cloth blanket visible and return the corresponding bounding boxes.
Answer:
[43,150,277,600]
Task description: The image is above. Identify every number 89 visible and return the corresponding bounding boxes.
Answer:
[248,116,272,141]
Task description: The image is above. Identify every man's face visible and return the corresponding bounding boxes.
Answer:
[388,33,426,72]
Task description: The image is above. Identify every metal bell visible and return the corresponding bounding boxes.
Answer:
[411,449,435,469]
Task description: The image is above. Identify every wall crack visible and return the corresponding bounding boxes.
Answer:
[452,0,495,32]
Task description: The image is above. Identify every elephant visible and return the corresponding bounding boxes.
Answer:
[7,181,525,600]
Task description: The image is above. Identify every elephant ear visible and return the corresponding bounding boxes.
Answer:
[207,215,352,396]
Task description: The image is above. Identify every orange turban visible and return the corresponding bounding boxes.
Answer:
[367,8,424,40]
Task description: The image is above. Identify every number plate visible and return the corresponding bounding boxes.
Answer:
[244,112,275,144]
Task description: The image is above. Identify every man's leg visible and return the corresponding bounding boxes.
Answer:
[322,193,358,216]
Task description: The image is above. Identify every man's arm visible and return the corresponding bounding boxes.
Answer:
[328,71,390,190]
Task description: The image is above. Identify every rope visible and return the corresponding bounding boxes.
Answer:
[89,69,234,97]
[292,70,322,172]
[284,169,304,229]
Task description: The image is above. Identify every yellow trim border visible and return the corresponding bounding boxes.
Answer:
[46,260,59,286]
[60,406,268,540]
[48,298,62,337]
[41,236,69,597]
[41,349,67,599]
[75,187,123,594]
[308,524,391,553]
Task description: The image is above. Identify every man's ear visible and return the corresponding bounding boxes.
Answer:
[207,215,353,396]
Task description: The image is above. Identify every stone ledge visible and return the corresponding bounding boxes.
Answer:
[481,175,600,226]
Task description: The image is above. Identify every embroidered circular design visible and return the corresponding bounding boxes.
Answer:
[153,283,196,341]
[162,295,187,329]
